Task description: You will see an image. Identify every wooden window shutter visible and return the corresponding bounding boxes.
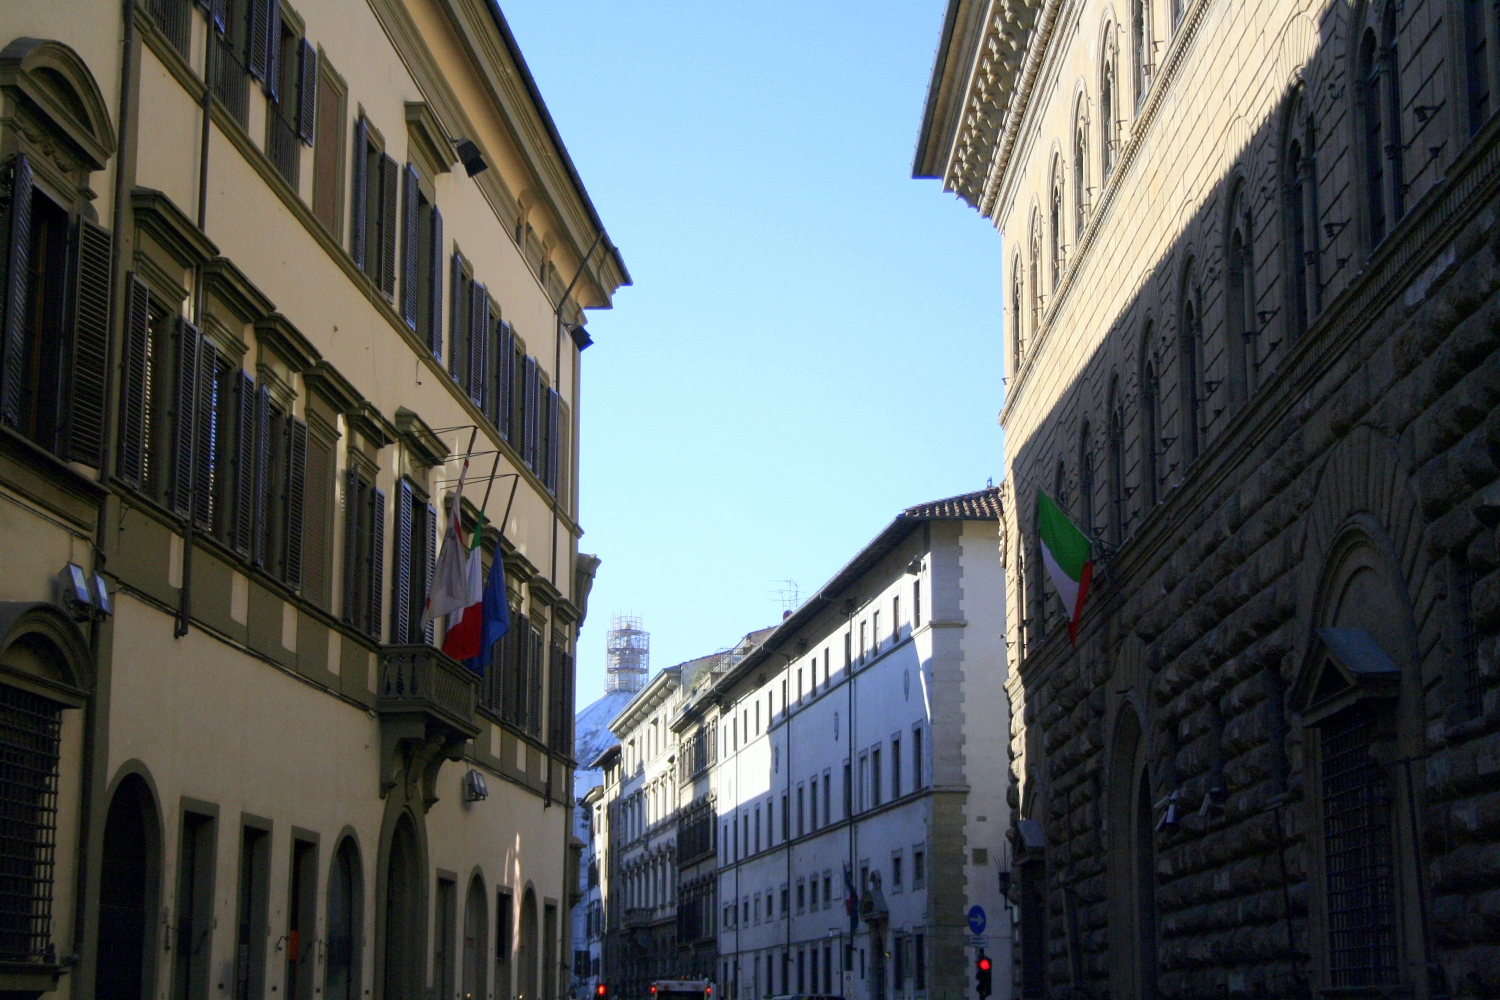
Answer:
[302,432,332,607]
[449,253,465,384]
[296,40,318,145]
[379,154,398,296]
[400,164,419,330]
[468,282,487,409]
[211,0,228,35]
[232,372,256,555]
[283,417,308,589]
[251,386,271,566]
[423,502,437,643]
[506,612,529,725]
[169,320,201,520]
[545,388,560,494]
[349,118,368,268]
[191,339,219,532]
[428,206,443,358]
[264,0,283,100]
[62,219,112,466]
[1,153,34,429]
[342,468,361,625]
[247,0,271,80]
[116,273,152,487]
[390,479,413,643]
[496,322,513,442]
[527,624,543,736]
[367,486,386,639]
[521,356,538,470]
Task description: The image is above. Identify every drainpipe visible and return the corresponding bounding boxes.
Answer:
[548,230,605,591]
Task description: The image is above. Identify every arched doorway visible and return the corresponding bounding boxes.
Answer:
[1108,706,1157,1000]
[384,816,422,1000]
[97,775,158,1000]
[327,838,363,1000]
[518,889,538,1000]
[462,877,488,1000]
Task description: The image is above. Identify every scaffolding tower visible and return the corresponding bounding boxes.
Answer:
[605,615,649,693]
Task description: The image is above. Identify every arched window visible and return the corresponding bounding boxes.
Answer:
[1050,161,1065,291]
[1132,0,1150,107]
[326,839,363,1000]
[1225,180,1255,405]
[1011,256,1025,370]
[1078,420,1095,540]
[1107,379,1125,546]
[1360,29,1387,246]
[1140,325,1159,508]
[464,877,489,1000]
[1029,213,1043,327]
[1465,0,1492,134]
[1102,38,1119,178]
[1285,124,1318,341]
[1074,106,1089,239]
[1180,267,1202,463]
[1383,7,1406,222]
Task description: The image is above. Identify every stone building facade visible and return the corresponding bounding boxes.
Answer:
[0,0,623,998]
[918,0,1500,996]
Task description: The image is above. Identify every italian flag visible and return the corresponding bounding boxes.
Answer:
[1037,489,1093,646]
[420,466,485,660]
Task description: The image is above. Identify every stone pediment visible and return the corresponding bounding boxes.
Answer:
[1292,627,1401,726]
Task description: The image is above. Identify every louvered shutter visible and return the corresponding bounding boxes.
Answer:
[390,479,413,643]
[521,356,538,470]
[283,417,308,589]
[428,206,443,358]
[449,253,464,384]
[528,624,544,736]
[468,282,487,408]
[251,386,271,566]
[379,154,398,296]
[545,387,560,494]
[296,40,318,145]
[349,118,368,268]
[211,0,228,34]
[169,320,201,519]
[62,219,112,466]
[302,434,332,606]
[264,0,282,101]
[506,613,528,724]
[342,468,361,625]
[423,502,437,644]
[247,0,270,80]
[1,154,34,428]
[496,322,513,441]
[232,372,255,554]
[192,340,219,532]
[400,165,419,330]
[116,274,151,487]
[367,486,386,639]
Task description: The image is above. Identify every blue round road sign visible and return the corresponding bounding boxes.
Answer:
[967,905,986,935]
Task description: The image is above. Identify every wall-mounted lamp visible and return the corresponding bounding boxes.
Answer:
[56,563,111,622]
[462,768,490,802]
[452,137,489,177]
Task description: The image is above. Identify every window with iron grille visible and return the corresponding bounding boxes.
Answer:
[1320,701,1398,988]
[0,683,63,963]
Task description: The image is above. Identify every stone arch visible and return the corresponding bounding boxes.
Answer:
[0,37,117,170]
[518,885,539,1000]
[377,808,427,1000]
[326,834,364,1000]
[95,764,164,1000]
[1105,701,1158,999]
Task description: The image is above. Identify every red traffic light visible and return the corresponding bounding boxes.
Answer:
[596,987,606,997]
[650,988,657,995]
[976,957,992,972]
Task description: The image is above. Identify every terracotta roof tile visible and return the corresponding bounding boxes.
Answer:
[900,486,1002,520]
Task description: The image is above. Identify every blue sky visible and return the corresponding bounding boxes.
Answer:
[500,1,1004,705]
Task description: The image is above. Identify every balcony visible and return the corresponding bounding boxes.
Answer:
[622,908,653,929]
[377,645,479,808]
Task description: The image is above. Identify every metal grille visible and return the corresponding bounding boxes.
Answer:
[1321,702,1398,987]
[0,683,62,962]
[146,0,191,57]
[212,36,251,127]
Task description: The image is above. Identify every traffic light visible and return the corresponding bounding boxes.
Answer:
[975,952,992,998]
[595,987,606,999]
